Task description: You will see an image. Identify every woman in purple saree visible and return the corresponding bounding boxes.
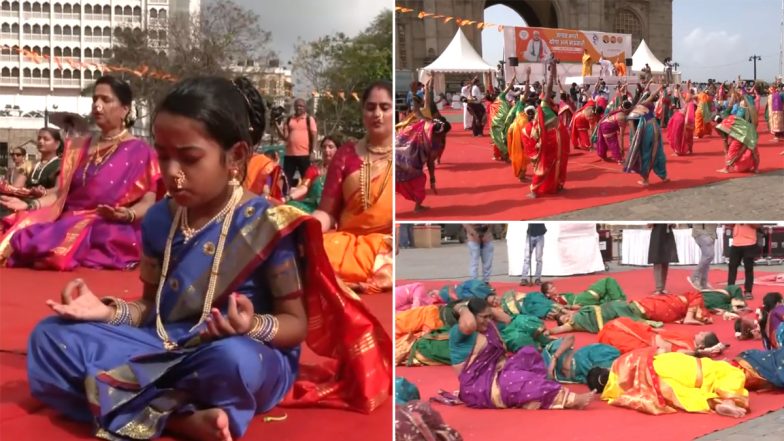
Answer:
[0,75,159,270]
[451,298,594,410]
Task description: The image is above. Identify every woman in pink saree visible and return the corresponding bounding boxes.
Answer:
[0,75,160,270]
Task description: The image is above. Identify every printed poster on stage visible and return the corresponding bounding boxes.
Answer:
[504,26,632,64]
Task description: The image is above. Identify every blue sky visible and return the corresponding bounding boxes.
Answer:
[481,0,782,81]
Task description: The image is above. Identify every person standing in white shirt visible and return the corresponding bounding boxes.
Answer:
[461,80,473,131]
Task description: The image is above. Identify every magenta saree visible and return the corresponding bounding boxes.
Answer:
[0,136,160,270]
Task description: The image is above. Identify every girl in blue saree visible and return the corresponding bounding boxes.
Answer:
[541,335,620,384]
[27,77,391,441]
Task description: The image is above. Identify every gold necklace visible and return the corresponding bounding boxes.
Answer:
[81,134,127,183]
[366,143,392,154]
[359,153,392,210]
[180,194,236,243]
[100,128,128,142]
[154,185,244,350]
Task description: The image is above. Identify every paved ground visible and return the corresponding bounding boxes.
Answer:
[547,168,784,221]
[396,240,784,440]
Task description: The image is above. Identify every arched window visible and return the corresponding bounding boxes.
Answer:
[84,70,91,80]
[53,68,61,78]
[11,67,19,77]
[32,45,40,54]
[94,69,101,78]
[42,2,49,13]
[123,6,131,15]
[62,68,71,79]
[1,24,9,33]
[63,24,71,36]
[63,3,70,14]
[0,2,9,12]
[102,26,110,36]
[73,4,79,14]
[11,23,18,32]
[159,9,166,19]
[22,2,31,12]
[84,4,91,14]
[53,24,61,34]
[42,46,50,55]
[102,5,109,16]
[32,24,40,34]
[103,48,110,58]
[73,25,80,36]
[114,5,120,16]
[54,46,61,56]
[22,23,30,33]
[84,47,92,57]
[23,67,31,78]
[149,8,157,18]
[32,2,41,13]
[63,47,71,57]
[113,26,122,37]
[94,48,102,58]
[614,8,644,52]
[11,1,18,11]
[72,47,79,57]
[22,45,30,52]
[133,6,140,17]
[32,67,41,77]
[1,67,10,77]
[53,2,61,13]
[84,26,91,36]
[42,24,49,34]
[42,68,50,77]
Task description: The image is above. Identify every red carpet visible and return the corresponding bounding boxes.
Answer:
[0,268,391,440]
[396,111,784,220]
[397,268,784,441]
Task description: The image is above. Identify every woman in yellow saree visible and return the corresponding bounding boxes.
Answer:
[589,348,749,418]
[312,81,392,294]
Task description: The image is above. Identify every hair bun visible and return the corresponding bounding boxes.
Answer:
[232,76,267,146]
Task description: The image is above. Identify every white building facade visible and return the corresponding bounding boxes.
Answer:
[0,0,201,115]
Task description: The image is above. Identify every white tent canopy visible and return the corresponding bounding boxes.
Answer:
[419,28,495,94]
[631,39,665,73]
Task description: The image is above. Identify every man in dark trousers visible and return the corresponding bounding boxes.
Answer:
[521,223,547,286]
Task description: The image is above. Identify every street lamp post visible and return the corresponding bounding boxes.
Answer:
[749,55,762,82]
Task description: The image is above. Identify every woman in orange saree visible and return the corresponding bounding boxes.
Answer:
[631,291,713,325]
[597,317,723,356]
[694,89,714,138]
[313,81,393,294]
[589,348,749,417]
[243,150,280,197]
[0,76,159,270]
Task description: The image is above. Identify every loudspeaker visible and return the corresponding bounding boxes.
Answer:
[625,58,633,66]
[508,57,519,67]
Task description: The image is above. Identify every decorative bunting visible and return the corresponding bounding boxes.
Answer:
[396,4,511,33]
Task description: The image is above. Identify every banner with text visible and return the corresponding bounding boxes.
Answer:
[504,26,632,65]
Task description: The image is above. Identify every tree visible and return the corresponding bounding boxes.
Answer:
[88,0,275,132]
[293,9,392,138]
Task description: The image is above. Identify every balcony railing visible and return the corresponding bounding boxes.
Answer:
[22,77,49,86]
[0,32,19,41]
[22,12,50,20]
[0,76,18,85]
[84,13,111,22]
[53,13,80,20]
[0,10,18,18]
[52,78,80,87]
[22,34,49,41]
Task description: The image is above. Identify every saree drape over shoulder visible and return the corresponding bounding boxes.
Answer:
[395,116,445,205]
[734,348,784,390]
[632,291,711,324]
[458,324,573,409]
[0,136,160,270]
[624,110,667,182]
[526,100,568,196]
[602,349,749,415]
[668,101,696,155]
[27,200,391,440]
[715,115,759,173]
[541,339,619,384]
[320,144,392,294]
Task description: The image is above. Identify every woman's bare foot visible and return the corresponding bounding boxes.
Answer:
[717,168,729,174]
[570,392,595,409]
[167,408,232,441]
[638,179,649,186]
[527,192,537,199]
[715,402,747,418]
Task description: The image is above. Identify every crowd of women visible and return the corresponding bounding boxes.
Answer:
[395,59,781,212]
[0,74,393,440]
[395,275,784,434]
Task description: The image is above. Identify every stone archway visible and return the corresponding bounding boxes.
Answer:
[484,0,561,28]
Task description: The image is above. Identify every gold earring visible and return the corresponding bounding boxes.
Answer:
[175,170,186,190]
[229,169,240,187]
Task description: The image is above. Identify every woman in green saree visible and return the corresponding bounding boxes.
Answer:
[548,300,656,335]
[285,135,338,213]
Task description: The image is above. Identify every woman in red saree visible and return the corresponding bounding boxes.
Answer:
[715,115,760,174]
[0,75,159,270]
[668,81,696,155]
[525,59,569,198]
[313,81,393,294]
[631,291,713,325]
[570,99,597,150]
[597,317,724,356]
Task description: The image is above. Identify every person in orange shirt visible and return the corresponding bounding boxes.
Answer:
[275,98,318,187]
[727,224,760,300]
